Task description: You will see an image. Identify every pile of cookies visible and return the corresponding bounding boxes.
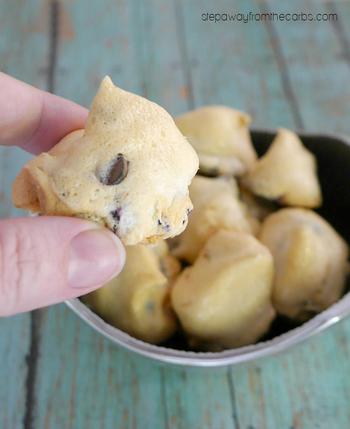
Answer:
[85,105,348,351]
[13,78,349,351]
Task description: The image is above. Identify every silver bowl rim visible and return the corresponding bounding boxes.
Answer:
[66,128,350,367]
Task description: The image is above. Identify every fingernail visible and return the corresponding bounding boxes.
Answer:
[68,229,125,288]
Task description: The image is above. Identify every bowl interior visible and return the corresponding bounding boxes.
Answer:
[70,129,350,366]
[251,130,350,244]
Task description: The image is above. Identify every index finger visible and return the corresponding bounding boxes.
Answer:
[0,72,88,154]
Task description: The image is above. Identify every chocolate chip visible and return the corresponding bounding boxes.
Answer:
[158,219,170,232]
[111,207,122,222]
[101,154,129,185]
[183,209,192,224]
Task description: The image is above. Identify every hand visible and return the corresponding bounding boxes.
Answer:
[0,73,125,316]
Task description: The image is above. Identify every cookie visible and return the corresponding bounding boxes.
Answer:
[171,175,252,263]
[149,240,181,280]
[83,244,177,344]
[13,76,199,245]
[243,128,322,208]
[171,230,275,351]
[239,187,277,234]
[175,106,257,176]
[259,208,349,320]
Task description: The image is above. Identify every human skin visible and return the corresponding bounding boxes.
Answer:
[0,72,125,316]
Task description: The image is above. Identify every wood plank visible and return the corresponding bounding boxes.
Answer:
[128,0,190,115]
[163,367,235,429]
[232,327,350,429]
[33,1,237,428]
[0,313,29,429]
[229,1,350,428]
[137,2,238,426]
[153,1,294,427]
[52,0,190,113]
[0,1,50,428]
[0,0,49,217]
[32,2,166,428]
[51,0,141,106]
[327,1,350,81]
[35,305,167,429]
[178,0,296,128]
[176,4,305,427]
[3,0,350,428]
[262,0,350,134]
[143,2,238,427]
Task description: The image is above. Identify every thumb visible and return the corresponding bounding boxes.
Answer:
[0,216,125,316]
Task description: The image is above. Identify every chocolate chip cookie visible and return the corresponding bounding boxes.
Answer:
[13,77,199,245]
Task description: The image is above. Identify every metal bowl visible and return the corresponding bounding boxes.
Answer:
[66,129,350,367]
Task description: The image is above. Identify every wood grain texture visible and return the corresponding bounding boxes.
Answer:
[52,0,142,105]
[328,0,350,70]
[163,367,236,429]
[31,2,237,428]
[34,306,167,429]
[262,0,350,134]
[1,0,350,428]
[32,2,172,429]
[178,0,296,128]
[232,326,350,429]
[229,1,350,428]
[0,1,50,428]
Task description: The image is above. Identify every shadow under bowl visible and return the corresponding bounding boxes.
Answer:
[66,128,350,367]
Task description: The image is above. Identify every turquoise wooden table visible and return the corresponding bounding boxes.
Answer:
[1,0,350,428]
